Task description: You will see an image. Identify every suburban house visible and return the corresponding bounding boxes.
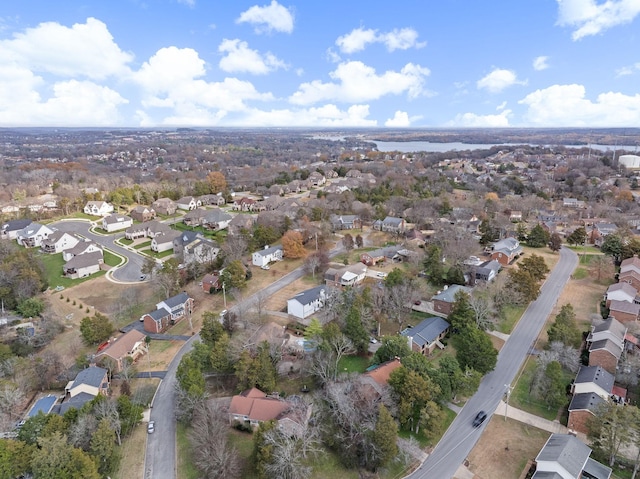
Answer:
[531,433,611,479]
[287,285,327,321]
[198,194,226,206]
[590,222,618,247]
[252,245,283,267]
[329,214,362,231]
[361,358,402,396]
[605,282,638,307]
[0,219,32,240]
[60,366,110,414]
[373,216,405,234]
[27,395,58,418]
[228,214,256,235]
[570,365,614,399]
[586,318,627,375]
[228,388,311,434]
[151,198,177,216]
[201,273,222,293]
[63,251,104,278]
[182,237,219,265]
[129,205,156,222]
[62,240,103,262]
[83,201,114,216]
[151,230,181,253]
[95,329,147,372]
[490,237,523,265]
[360,246,401,266]
[124,220,174,240]
[567,392,606,435]
[40,231,80,254]
[232,197,258,212]
[432,285,472,316]
[16,223,54,248]
[619,254,640,290]
[308,171,326,186]
[563,197,586,208]
[474,260,501,282]
[324,263,368,288]
[141,292,194,333]
[202,209,233,230]
[183,208,209,226]
[102,214,133,233]
[608,299,640,323]
[176,196,201,211]
[400,317,450,355]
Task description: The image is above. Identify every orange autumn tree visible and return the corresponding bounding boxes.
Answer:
[282,230,307,259]
[206,171,227,194]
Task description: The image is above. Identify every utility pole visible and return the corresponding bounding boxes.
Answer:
[504,384,512,421]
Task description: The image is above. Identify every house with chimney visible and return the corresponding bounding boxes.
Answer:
[83,201,114,216]
[489,237,523,265]
[432,284,471,316]
[63,251,104,279]
[141,292,194,333]
[252,245,283,268]
[129,205,156,222]
[586,317,626,375]
[176,196,200,211]
[400,317,450,356]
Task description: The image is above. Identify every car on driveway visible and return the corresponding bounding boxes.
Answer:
[472,411,487,427]
[147,420,155,434]
[376,272,387,278]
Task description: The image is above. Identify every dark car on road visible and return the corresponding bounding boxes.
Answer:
[472,411,487,427]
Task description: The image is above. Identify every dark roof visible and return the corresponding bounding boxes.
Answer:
[59,392,95,414]
[64,251,102,269]
[401,317,450,347]
[162,292,191,309]
[148,308,170,321]
[175,231,199,246]
[583,457,613,479]
[2,219,32,232]
[72,366,107,389]
[591,317,627,339]
[531,472,564,479]
[289,285,326,306]
[432,284,471,303]
[254,245,282,257]
[589,338,623,359]
[568,392,605,413]
[535,434,590,478]
[574,366,614,393]
[28,395,57,417]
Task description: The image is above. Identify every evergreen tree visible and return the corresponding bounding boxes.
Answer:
[566,227,587,246]
[371,404,398,471]
[447,291,475,331]
[90,419,118,477]
[253,420,277,479]
[455,327,497,375]
[422,244,445,285]
[373,336,411,364]
[549,232,563,252]
[527,224,551,248]
[547,304,582,348]
[344,306,369,353]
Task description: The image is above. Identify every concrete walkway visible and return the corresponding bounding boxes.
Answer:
[488,330,510,341]
[493,400,583,437]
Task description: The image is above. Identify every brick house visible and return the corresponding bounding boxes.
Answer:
[608,300,640,323]
[151,198,177,216]
[568,392,606,435]
[130,205,156,222]
[605,282,638,307]
[324,263,367,288]
[228,388,311,433]
[95,329,147,372]
[431,284,471,316]
[400,317,450,355]
[619,254,640,290]
[586,318,626,375]
[142,292,194,333]
[489,237,523,265]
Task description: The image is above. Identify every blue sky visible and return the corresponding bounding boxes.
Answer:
[0,0,639,128]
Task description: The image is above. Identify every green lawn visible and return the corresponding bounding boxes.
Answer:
[176,423,199,479]
[143,249,174,259]
[172,222,226,241]
[510,360,573,421]
[117,238,133,246]
[104,249,123,267]
[134,241,151,250]
[398,406,457,448]
[37,252,105,289]
[338,355,370,374]
[498,304,526,334]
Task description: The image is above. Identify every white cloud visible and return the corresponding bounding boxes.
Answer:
[519,83,640,126]
[132,46,274,122]
[556,0,640,40]
[336,26,425,54]
[385,111,412,127]
[616,62,640,76]
[229,104,378,127]
[477,68,525,93]
[496,101,508,111]
[533,56,550,71]
[0,76,127,126]
[218,39,287,75]
[177,0,195,7]
[0,17,133,80]
[449,110,512,127]
[236,0,294,34]
[289,61,430,105]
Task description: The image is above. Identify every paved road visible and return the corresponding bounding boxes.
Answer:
[51,220,146,282]
[144,243,345,479]
[409,246,578,479]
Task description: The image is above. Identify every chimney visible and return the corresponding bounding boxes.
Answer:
[264,245,269,250]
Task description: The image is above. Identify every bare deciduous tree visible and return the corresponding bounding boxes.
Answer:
[188,401,240,479]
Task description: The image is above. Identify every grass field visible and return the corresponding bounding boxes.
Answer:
[38,251,105,289]
[338,354,370,373]
[177,423,199,479]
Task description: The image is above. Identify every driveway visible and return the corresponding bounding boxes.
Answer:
[407,246,578,479]
[51,220,146,283]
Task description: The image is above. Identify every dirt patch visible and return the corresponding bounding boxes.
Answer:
[146,340,185,371]
[466,417,550,479]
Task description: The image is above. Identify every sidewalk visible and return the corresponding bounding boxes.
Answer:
[493,400,580,437]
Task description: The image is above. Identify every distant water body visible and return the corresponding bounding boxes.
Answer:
[311,135,634,153]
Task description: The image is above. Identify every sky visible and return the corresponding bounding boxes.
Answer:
[0,0,640,128]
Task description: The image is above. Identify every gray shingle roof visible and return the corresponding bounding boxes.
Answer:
[589,338,623,359]
[568,392,605,413]
[254,245,282,257]
[591,317,627,339]
[535,434,591,478]
[64,251,102,269]
[401,317,450,347]
[531,472,564,479]
[574,366,614,393]
[72,366,107,389]
[148,308,169,321]
[583,457,612,479]
[432,284,471,303]
[163,292,191,309]
[59,392,95,414]
[290,285,326,306]
[2,219,32,233]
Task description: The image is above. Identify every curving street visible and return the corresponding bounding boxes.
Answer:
[51,220,146,283]
[408,246,578,479]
